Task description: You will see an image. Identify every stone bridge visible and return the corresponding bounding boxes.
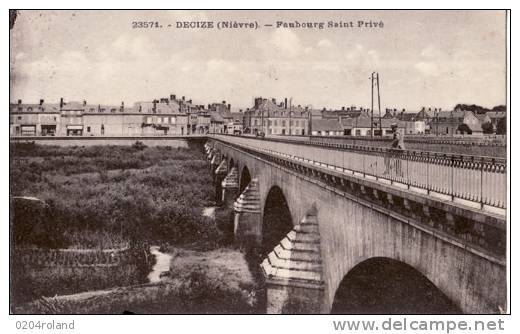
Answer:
[205,134,507,314]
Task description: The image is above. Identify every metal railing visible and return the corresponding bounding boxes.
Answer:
[210,134,506,214]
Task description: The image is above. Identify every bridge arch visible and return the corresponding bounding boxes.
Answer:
[229,158,235,169]
[239,166,251,193]
[331,257,461,314]
[262,186,293,257]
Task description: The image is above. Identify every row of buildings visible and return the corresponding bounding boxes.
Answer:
[10,95,244,137]
[10,94,506,138]
[242,98,506,137]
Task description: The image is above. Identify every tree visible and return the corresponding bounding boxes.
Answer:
[457,123,472,135]
[454,104,488,114]
[481,122,494,134]
[497,117,507,135]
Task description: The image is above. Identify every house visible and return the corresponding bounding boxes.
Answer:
[209,113,226,134]
[59,100,86,136]
[311,119,343,136]
[10,99,61,136]
[245,97,311,136]
[340,114,403,137]
[430,110,483,136]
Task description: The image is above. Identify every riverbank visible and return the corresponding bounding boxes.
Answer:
[14,246,261,314]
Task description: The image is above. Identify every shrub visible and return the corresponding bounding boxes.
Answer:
[132,141,147,151]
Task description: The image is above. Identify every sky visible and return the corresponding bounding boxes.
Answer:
[9,10,506,111]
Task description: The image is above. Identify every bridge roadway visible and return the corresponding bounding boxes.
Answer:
[207,134,506,314]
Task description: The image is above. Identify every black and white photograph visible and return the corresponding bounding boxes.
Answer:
[7,7,509,325]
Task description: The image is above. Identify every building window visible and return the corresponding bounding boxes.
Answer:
[87,126,91,132]
[101,124,105,135]
[17,116,21,120]
[147,117,152,124]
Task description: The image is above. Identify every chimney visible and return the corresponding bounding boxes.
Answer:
[17,99,21,105]
[188,99,192,104]
[222,100,226,104]
[83,100,87,106]
[182,96,185,101]
[342,106,345,111]
[227,104,231,110]
[170,94,176,101]
[60,98,64,109]
[284,98,288,109]
[121,101,124,111]
[153,100,157,113]
[39,99,44,106]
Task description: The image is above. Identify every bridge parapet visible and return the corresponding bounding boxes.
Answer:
[210,134,506,215]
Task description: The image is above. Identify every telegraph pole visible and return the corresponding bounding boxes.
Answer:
[370,72,375,138]
[308,105,312,137]
[377,73,382,136]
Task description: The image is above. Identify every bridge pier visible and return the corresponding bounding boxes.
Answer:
[233,178,262,248]
[261,206,325,314]
[207,147,214,164]
[214,159,228,205]
[221,167,239,209]
[210,151,221,175]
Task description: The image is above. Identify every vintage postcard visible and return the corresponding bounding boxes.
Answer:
[9,9,508,322]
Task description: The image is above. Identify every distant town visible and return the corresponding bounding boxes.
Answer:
[9,94,507,138]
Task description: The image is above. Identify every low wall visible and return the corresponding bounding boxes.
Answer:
[10,136,206,148]
[13,246,133,267]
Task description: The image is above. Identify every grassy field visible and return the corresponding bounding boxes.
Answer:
[10,142,217,248]
[10,142,248,310]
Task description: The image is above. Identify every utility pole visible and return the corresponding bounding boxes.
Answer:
[377,73,382,136]
[370,72,375,138]
[308,106,312,137]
